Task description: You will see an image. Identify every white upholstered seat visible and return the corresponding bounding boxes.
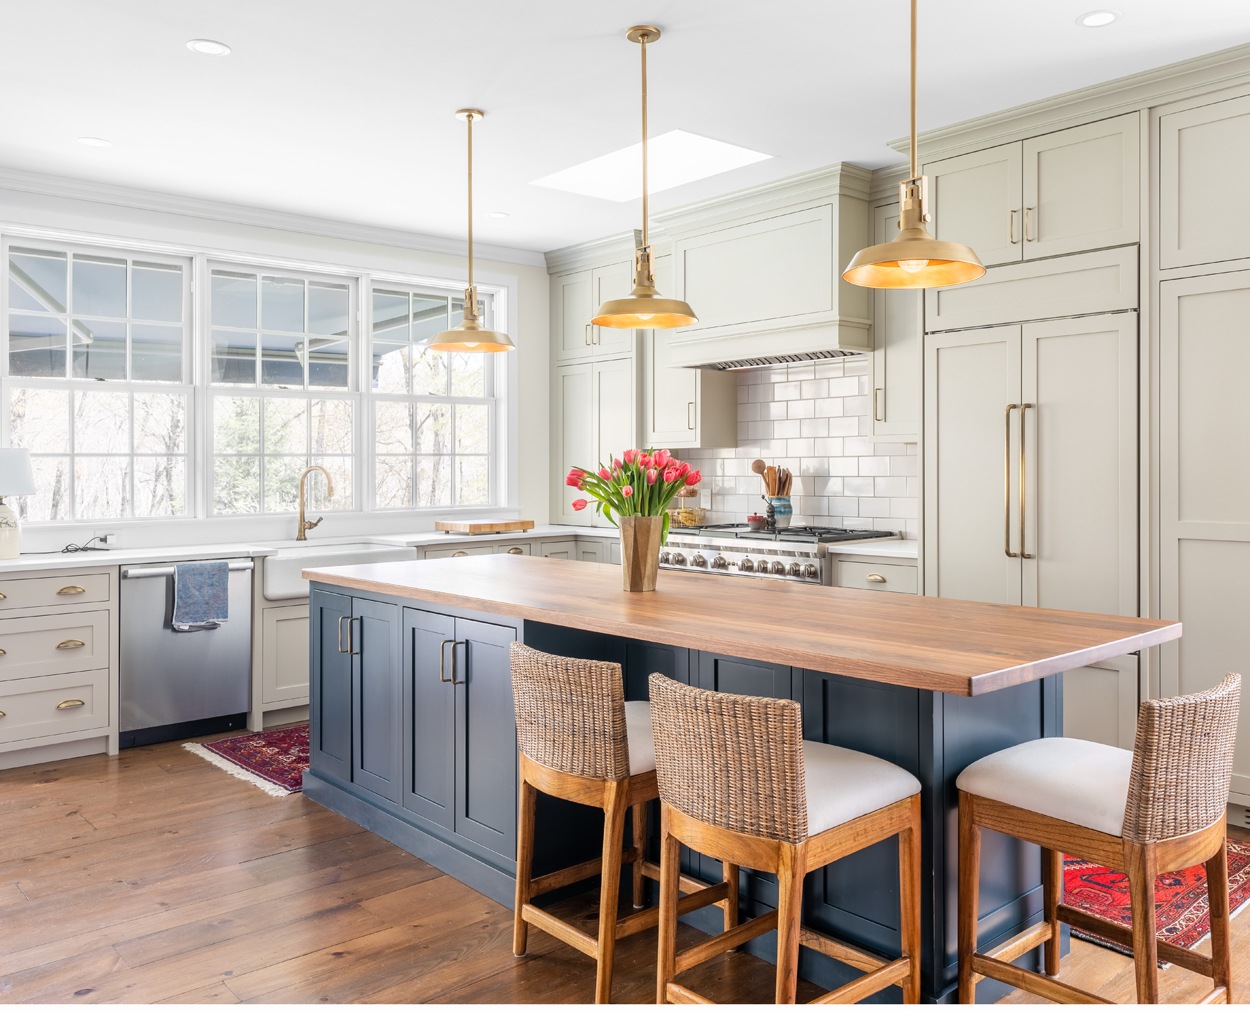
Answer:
[803,740,922,836]
[623,699,655,776]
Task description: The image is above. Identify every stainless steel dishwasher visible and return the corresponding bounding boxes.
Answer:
[119,559,253,748]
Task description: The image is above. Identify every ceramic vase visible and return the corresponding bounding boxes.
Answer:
[768,497,793,530]
[619,515,663,591]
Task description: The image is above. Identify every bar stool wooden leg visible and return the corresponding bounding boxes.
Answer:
[723,861,740,933]
[957,796,981,1004]
[632,800,647,908]
[773,842,807,1004]
[513,773,537,956]
[900,796,922,1004]
[1207,839,1232,997]
[595,778,629,1004]
[1042,847,1063,976]
[656,810,682,1005]
[1126,842,1160,1003]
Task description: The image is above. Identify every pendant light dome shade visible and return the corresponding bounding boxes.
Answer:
[592,25,698,329]
[424,109,515,353]
[842,0,984,290]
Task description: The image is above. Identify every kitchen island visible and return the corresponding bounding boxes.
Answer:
[302,553,1178,1003]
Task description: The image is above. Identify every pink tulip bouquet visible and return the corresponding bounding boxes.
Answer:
[566,448,701,544]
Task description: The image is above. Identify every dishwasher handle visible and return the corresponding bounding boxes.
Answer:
[122,561,254,579]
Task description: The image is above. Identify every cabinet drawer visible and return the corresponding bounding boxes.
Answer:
[494,542,532,556]
[836,561,918,594]
[0,669,108,745]
[423,545,494,559]
[0,572,111,611]
[0,611,110,681]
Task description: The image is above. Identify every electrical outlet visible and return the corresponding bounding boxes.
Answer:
[97,532,116,546]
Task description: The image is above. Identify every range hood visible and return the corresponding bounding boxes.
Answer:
[653,164,874,371]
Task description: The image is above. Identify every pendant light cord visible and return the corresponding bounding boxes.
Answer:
[640,30,649,250]
[466,112,475,293]
[909,0,918,180]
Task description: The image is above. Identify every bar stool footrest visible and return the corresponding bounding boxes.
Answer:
[971,953,1115,1004]
[675,910,779,975]
[1056,904,1215,977]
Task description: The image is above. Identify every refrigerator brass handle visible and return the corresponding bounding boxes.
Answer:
[449,640,466,686]
[873,387,885,422]
[1009,209,1019,245]
[865,572,887,583]
[1004,404,1020,558]
[438,638,456,683]
[56,639,85,650]
[56,699,86,710]
[1024,206,1035,242]
[1019,403,1035,559]
[337,615,349,654]
[57,585,87,595]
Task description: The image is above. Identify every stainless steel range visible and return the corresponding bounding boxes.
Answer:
[660,524,900,584]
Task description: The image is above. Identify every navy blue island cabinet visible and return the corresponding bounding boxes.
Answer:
[303,554,1179,1003]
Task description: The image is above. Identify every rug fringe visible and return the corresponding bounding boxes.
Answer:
[183,742,294,797]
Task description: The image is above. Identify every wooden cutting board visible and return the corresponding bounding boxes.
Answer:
[434,518,536,535]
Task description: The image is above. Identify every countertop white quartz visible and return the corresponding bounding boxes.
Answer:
[0,523,914,574]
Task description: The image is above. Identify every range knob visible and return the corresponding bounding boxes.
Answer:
[738,557,755,573]
[692,553,707,569]
[670,552,686,566]
[788,562,803,578]
[711,555,728,570]
[659,552,671,564]
[804,563,819,579]
[769,561,786,575]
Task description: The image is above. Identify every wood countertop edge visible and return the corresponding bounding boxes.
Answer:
[306,567,1180,698]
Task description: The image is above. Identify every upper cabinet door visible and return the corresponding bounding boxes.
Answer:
[927,142,1023,268]
[1022,114,1139,260]
[552,269,594,363]
[870,202,923,440]
[591,261,636,358]
[1160,94,1250,269]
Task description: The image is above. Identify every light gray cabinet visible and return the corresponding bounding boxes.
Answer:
[927,113,1139,267]
[553,356,637,527]
[551,261,635,364]
[924,313,1140,747]
[868,202,923,440]
[1159,270,1250,804]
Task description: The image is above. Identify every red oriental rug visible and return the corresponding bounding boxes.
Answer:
[184,723,309,796]
[1064,840,1250,959]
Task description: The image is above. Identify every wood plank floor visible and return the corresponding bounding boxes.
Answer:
[1,733,1246,1004]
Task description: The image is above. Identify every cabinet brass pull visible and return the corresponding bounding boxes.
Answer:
[348,617,360,656]
[584,323,591,347]
[57,585,87,595]
[0,710,6,718]
[0,647,6,656]
[1004,404,1020,558]
[452,550,469,557]
[449,640,466,686]
[0,591,7,600]
[873,387,885,423]
[438,638,456,682]
[688,401,695,430]
[866,573,887,583]
[56,639,86,650]
[337,615,349,654]
[506,547,524,555]
[56,699,86,710]
[1019,403,1035,560]
[1009,208,1019,245]
[1024,206,1035,242]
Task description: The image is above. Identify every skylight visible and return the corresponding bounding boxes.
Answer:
[532,130,772,202]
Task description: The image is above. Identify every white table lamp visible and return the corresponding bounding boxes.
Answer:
[0,449,36,559]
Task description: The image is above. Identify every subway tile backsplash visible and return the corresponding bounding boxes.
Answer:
[679,357,919,538]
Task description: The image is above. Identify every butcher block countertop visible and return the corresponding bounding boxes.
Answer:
[304,554,1180,697]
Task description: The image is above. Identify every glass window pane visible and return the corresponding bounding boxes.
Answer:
[132,323,183,383]
[10,387,70,453]
[135,393,186,455]
[372,289,410,341]
[262,276,304,333]
[9,313,67,377]
[455,403,489,455]
[456,456,489,506]
[411,294,449,346]
[415,403,451,455]
[19,456,70,522]
[371,341,411,394]
[309,281,349,337]
[72,255,127,317]
[312,457,352,511]
[214,455,260,514]
[134,456,186,517]
[411,348,449,397]
[213,395,260,455]
[374,401,413,454]
[306,337,350,390]
[263,457,303,513]
[72,317,127,380]
[264,398,307,455]
[75,456,130,518]
[132,262,183,323]
[211,329,257,385]
[449,352,486,398]
[260,332,303,387]
[311,399,353,456]
[211,271,257,329]
[10,248,68,310]
[375,456,413,509]
[74,390,130,454]
[416,456,452,507]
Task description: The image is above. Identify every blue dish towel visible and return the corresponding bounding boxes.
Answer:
[172,561,229,632]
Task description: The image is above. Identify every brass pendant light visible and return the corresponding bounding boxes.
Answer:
[592,25,697,329]
[424,109,516,352]
[842,0,985,290]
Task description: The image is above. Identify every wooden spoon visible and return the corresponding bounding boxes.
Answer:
[751,459,766,477]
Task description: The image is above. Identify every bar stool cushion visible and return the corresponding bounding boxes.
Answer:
[624,700,655,776]
[956,737,1133,837]
[803,740,921,837]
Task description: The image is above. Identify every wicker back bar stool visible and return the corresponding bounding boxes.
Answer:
[647,673,923,1004]
[957,672,1242,1004]
[509,643,728,1004]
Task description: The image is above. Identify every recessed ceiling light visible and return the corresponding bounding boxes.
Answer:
[186,38,232,56]
[77,137,113,149]
[486,211,510,219]
[533,130,772,202]
[1076,9,1121,27]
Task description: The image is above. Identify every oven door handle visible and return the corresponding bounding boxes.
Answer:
[123,561,254,579]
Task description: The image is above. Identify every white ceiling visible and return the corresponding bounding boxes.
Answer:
[3,1,1250,255]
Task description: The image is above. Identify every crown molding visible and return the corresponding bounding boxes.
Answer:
[869,164,910,205]
[544,231,640,275]
[889,42,1250,166]
[0,166,547,268]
